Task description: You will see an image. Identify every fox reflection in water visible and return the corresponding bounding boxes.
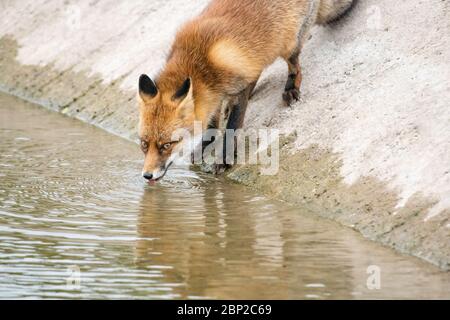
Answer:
[134,181,356,299]
[134,179,450,300]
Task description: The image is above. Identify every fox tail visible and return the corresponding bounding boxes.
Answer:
[317,0,358,25]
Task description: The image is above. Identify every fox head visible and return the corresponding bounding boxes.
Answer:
[137,74,202,183]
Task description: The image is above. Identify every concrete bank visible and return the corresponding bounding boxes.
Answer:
[1,0,449,269]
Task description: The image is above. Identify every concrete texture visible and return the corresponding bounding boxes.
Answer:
[0,0,449,269]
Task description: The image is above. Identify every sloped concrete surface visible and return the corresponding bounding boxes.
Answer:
[0,0,449,269]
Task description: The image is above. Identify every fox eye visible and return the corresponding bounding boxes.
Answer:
[162,143,172,151]
[140,140,149,152]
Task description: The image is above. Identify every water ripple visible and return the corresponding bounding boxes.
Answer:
[0,93,449,299]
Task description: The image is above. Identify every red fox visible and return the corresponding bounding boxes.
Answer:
[138,0,356,183]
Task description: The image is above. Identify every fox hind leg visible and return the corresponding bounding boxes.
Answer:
[282,50,302,106]
[282,0,320,106]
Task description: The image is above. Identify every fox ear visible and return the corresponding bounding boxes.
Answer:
[139,74,158,101]
[174,78,194,117]
[173,78,191,100]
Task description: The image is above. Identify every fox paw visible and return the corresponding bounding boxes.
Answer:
[282,88,300,106]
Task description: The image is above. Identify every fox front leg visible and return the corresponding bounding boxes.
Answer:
[201,111,220,154]
[213,84,253,174]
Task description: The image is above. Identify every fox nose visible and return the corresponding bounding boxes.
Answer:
[143,172,154,181]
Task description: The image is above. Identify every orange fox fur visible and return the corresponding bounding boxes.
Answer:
[138,0,356,181]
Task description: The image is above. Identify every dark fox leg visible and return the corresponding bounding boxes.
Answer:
[282,49,302,106]
[191,112,221,165]
[282,0,319,106]
[202,111,220,152]
[214,83,253,174]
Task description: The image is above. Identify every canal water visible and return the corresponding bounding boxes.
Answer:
[0,93,448,299]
